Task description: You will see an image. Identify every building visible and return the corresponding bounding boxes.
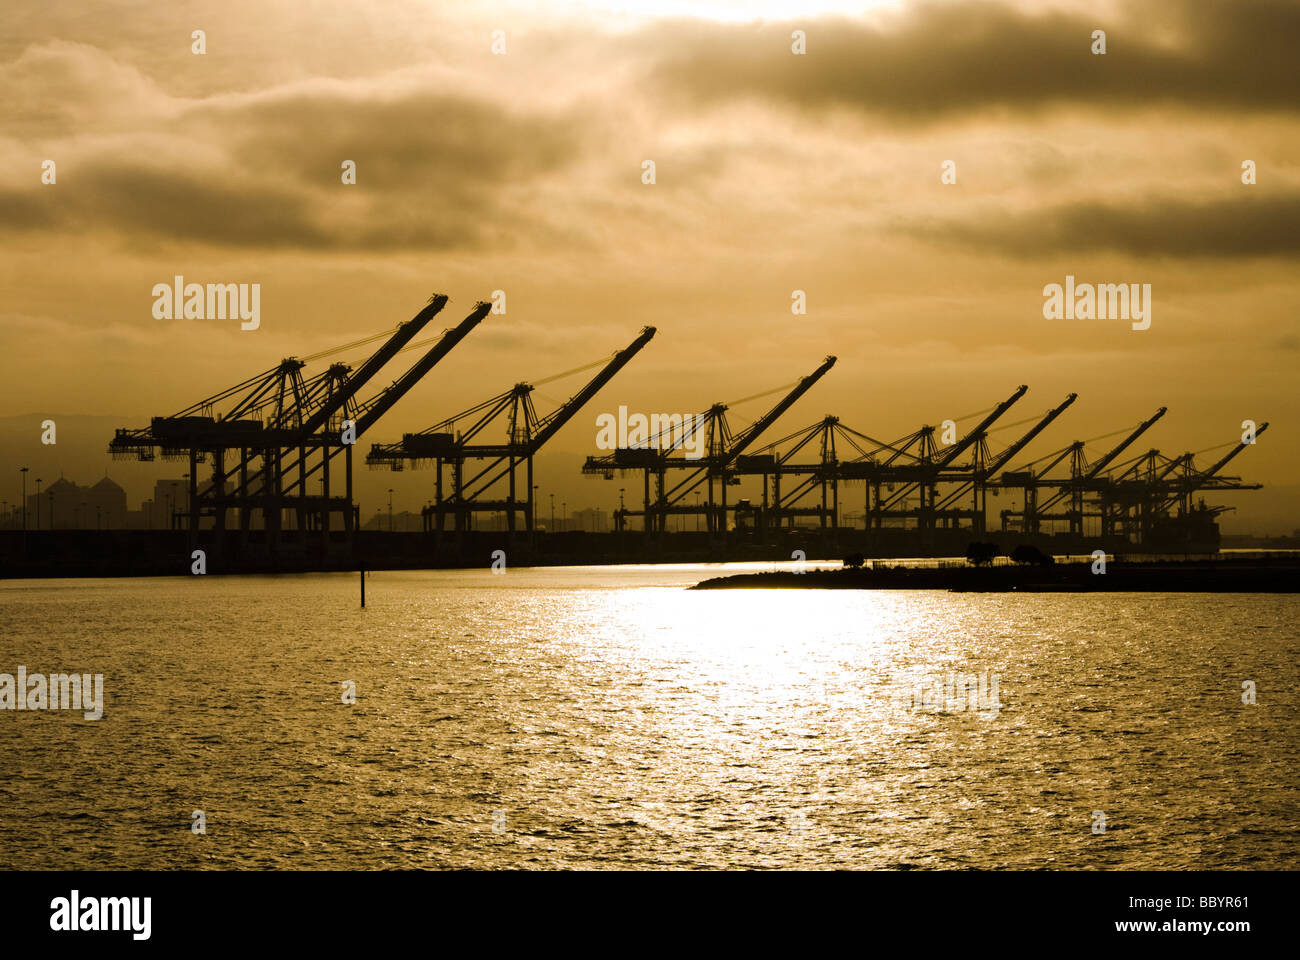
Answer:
[26,475,128,529]
[570,507,610,532]
[362,509,424,532]
[140,478,191,529]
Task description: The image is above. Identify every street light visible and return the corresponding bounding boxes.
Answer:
[35,478,42,530]
[388,488,394,531]
[549,493,555,531]
[561,500,566,533]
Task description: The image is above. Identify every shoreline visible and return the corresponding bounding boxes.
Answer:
[691,556,1300,593]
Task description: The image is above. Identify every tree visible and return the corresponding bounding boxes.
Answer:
[1011,544,1055,567]
[965,541,999,566]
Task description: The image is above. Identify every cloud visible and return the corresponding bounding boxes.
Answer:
[0,40,172,138]
[0,45,595,251]
[903,192,1300,258]
[647,0,1300,122]
[203,83,578,182]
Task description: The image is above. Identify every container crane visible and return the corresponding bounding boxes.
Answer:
[367,326,656,536]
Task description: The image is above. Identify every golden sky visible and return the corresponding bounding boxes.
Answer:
[1,0,1296,530]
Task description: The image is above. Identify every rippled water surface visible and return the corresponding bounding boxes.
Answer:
[1,564,1296,869]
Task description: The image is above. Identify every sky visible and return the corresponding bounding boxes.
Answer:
[1,0,1296,531]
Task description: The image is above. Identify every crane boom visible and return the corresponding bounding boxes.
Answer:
[1156,453,1187,482]
[1155,421,1270,513]
[1203,422,1269,479]
[984,393,1077,476]
[529,326,657,451]
[933,393,1077,513]
[300,294,449,435]
[1029,408,1166,517]
[723,355,836,462]
[1085,407,1167,479]
[937,384,1028,466]
[354,301,492,435]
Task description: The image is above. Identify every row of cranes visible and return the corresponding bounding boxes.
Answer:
[110,294,1267,556]
[111,295,493,546]
[585,378,1266,550]
[110,295,654,552]
[999,417,1269,545]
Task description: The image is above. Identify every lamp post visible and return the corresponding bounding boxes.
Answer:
[549,493,555,532]
[561,500,566,533]
[387,488,394,532]
[19,468,28,531]
[48,490,55,529]
[35,478,42,530]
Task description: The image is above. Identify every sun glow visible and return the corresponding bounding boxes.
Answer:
[591,0,901,19]
[485,0,903,27]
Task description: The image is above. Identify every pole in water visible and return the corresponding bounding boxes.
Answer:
[360,562,366,608]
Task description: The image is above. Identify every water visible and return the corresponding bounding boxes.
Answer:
[1,564,1296,869]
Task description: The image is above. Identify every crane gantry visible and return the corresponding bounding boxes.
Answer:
[581,356,837,539]
[366,326,657,539]
[109,295,490,559]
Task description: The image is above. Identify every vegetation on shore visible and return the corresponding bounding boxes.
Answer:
[692,548,1300,592]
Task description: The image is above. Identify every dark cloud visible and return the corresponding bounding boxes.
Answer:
[81,163,340,248]
[0,190,51,229]
[202,89,580,194]
[904,192,1300,258]
[0,43,593,251]
[648,0,1300,121]
[0,164,444,250]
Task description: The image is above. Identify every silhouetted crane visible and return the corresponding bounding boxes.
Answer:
[367,326,656,537]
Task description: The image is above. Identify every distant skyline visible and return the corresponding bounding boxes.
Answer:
[2,0,1296,531]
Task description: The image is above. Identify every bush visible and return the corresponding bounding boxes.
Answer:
[965,541,1000,566]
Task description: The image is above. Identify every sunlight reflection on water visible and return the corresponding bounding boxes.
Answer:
[1,565,1295,869]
